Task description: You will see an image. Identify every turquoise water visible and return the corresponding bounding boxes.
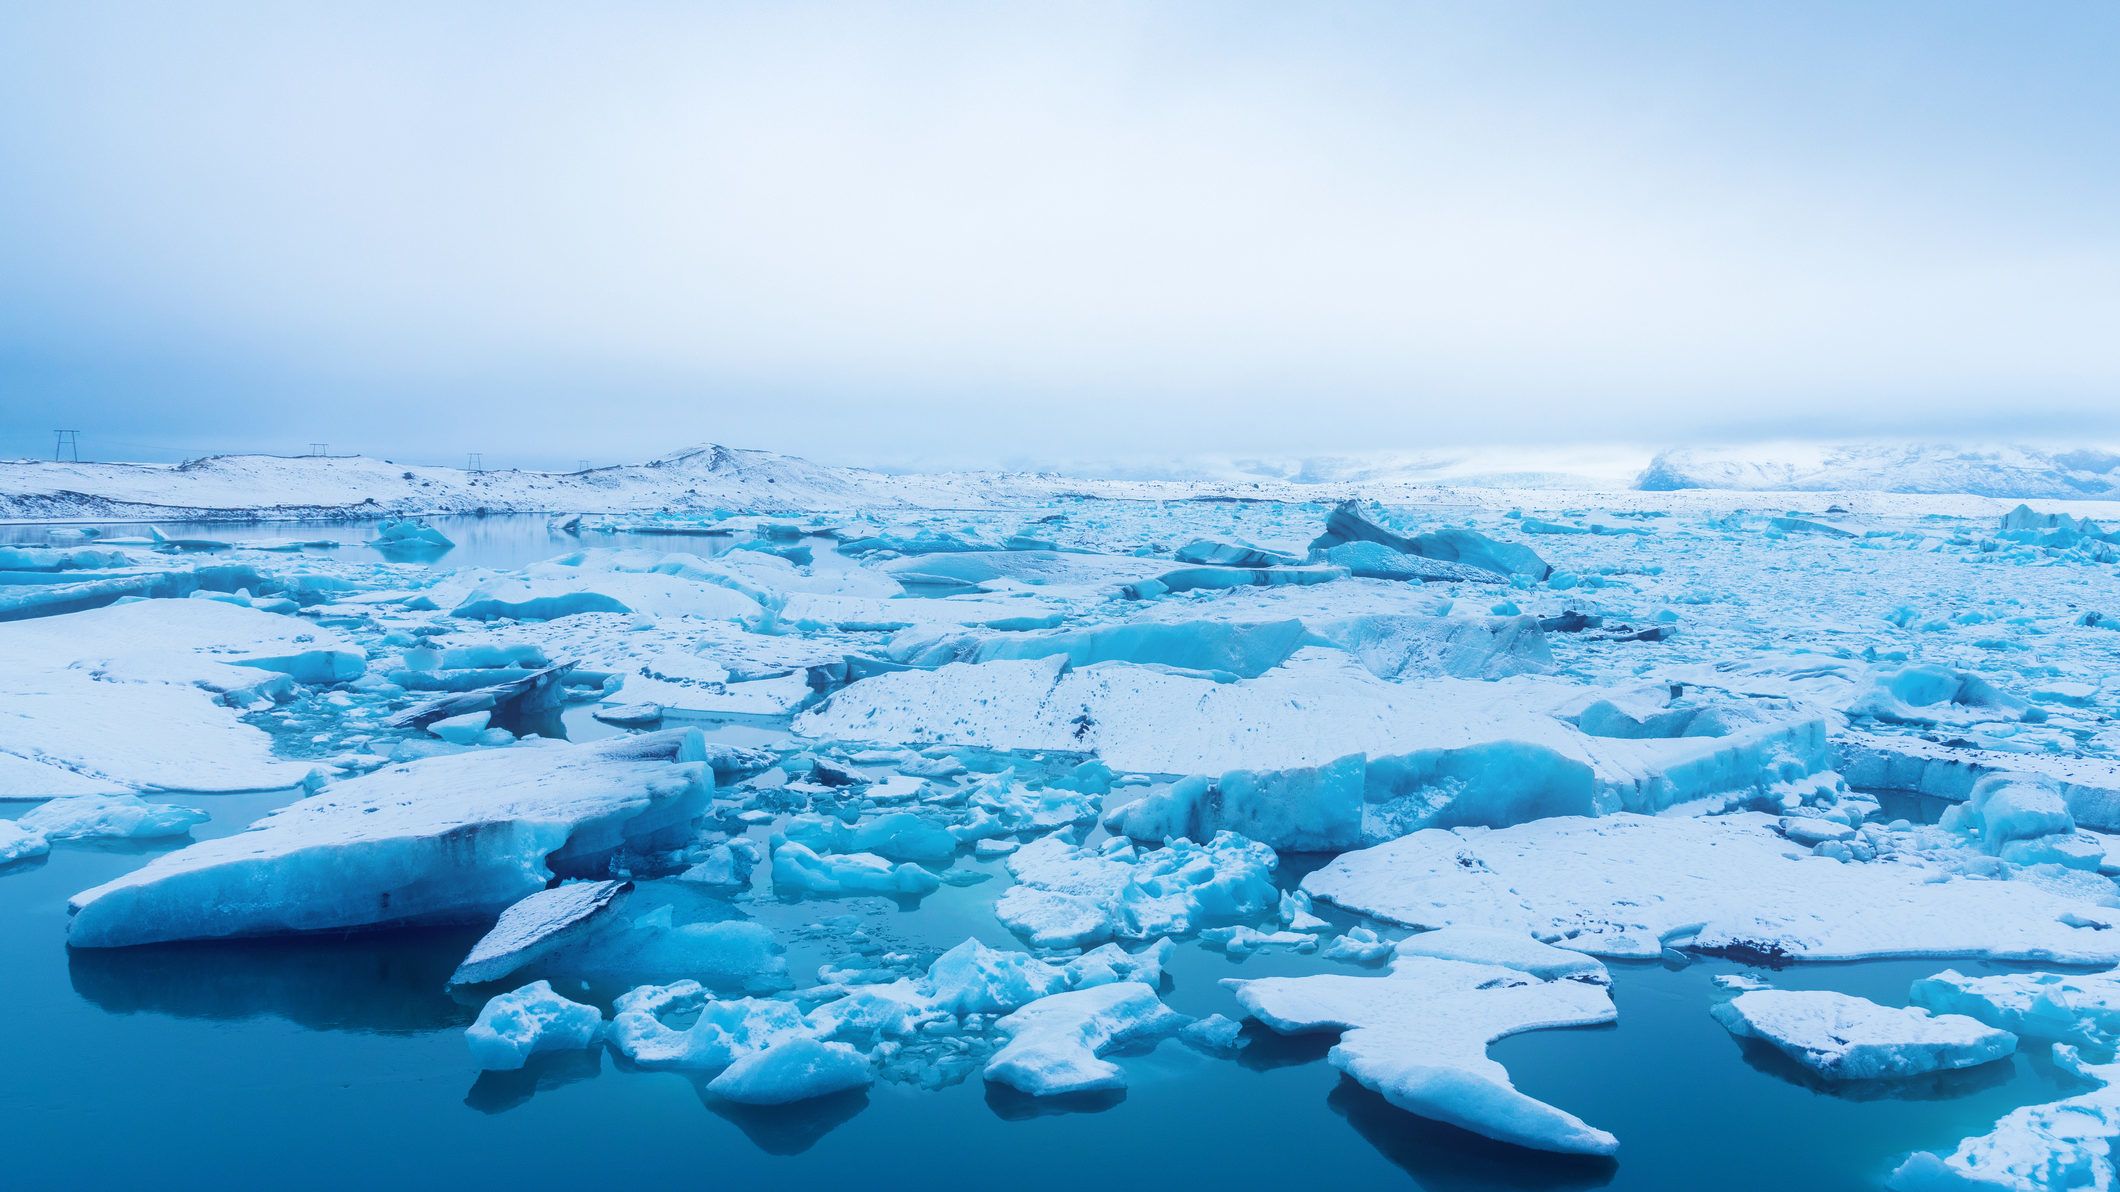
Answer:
[0,514,736,572]
[1,790,2088,1190]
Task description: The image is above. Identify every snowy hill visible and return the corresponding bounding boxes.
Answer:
[7,439,2120,523]
[1637,443,2120,499]
[0,444,1023,521]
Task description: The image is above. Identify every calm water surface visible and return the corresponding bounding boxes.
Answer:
[0,787,2087,1191]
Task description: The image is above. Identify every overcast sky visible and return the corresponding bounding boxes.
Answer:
[2,2,2116,471]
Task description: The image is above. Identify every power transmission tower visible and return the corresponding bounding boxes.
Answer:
[308,442,329,457]
[467,452,484,474]
[52,430,80,461]
[577,459,591,472]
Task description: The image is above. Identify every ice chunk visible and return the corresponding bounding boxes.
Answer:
[1231,953,1617,1155]
[465,980,603,1070]
[1710,990,2015,1080]
[1304,812,2120,963]
[891,618,1312,680]
[999,832,1279,945]
[1890,1048,2120,1191]
[368,518,455,555]
[783,811,956,863]
[608,982,810,1069]
[770,840,940,898]
[1910,970,2120,1048]
[706,1037,872,1105]
[0,819,50,865]
[1309,500,1551,580]
[1319,540,1500,583]
[920,939,1068,1015]
[1173,539,1302,568]
[983,982,1186,1096]
[17,794,208,841]
[68,731,713,947]
[1181,1013,1247,1052]
[450,880,632,986]
[1943,774,2077,855]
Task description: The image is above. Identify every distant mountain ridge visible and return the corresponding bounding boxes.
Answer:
[4,439,2118,522]
[1637,443,2120,499]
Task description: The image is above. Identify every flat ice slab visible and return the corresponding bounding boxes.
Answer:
[1710,990,2016,1080]
[67,731,712,947]
[1303,812,2120,963]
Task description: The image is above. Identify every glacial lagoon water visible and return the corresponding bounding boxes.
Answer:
[0,780,2090,1190]
[3,507,2108,1187]
[0,512,740,572]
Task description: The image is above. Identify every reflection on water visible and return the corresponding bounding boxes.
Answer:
[69,927,481,1033]
[5,779,2111,1188]
[708,1086,873,1155]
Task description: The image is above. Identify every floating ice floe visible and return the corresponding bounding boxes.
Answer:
[804,652,1835,850]
[0,599,359,797]
[995,832,1279,948]
[1710,990,2016,1080]
[367,518,454,556]
[16,793,208,841]
[0,819,50,865]
[466,980,603,1070]
[1303,811,2120,962]
[449,880,632,986]
[983,982,1187,1096]
[67,730,714,947]
[1890,1049,2120,1191]
[1230,944,1618,1155]
[770,839,941,898]
[1910,969,2120,1048]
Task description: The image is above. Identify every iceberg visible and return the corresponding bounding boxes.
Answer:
[368,518,455,556]
[68,731,714,947]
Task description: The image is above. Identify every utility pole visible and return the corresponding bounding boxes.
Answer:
[52,430,80,462]
[467,452,484,474]
[308,442,329,457]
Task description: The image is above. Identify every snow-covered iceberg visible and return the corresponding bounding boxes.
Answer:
[68,731,714,947]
